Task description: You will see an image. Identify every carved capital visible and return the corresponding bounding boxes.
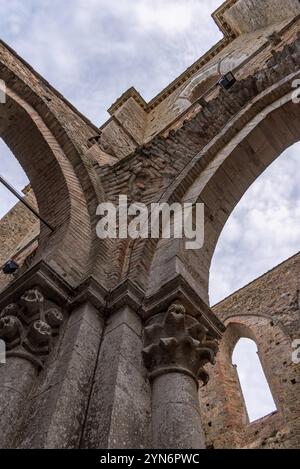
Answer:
[0,287,64,368]
[143,303,219,386]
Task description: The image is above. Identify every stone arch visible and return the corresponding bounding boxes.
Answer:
[0,84,92,287]
[141,68,300,303]
[175,65,220,110]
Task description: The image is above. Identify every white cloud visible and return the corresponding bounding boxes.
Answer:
[135,1,194,34]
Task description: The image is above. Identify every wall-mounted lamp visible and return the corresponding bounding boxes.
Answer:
[2,259,19,275]
[219,72,236,91]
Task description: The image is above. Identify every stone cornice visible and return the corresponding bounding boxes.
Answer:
[104,275,225,340]
[143,275,225,339]
[0,262,111,315]
[70,276,108,313]
[107,279,145,314]
[212,0,239,37]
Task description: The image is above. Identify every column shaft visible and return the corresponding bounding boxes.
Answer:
[0,357,36,448]
[82,305,151,449]
[152,372,205,449]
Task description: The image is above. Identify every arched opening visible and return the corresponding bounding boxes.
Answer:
[210,140,300,304]
[0,76,94,286]
[142,76,300,302]
[232,338,277,423]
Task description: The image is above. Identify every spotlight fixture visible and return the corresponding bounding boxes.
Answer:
[219,72,236,91]
[2,259,19,275]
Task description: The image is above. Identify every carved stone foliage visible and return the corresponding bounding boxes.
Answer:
[143,303,219,386]
[0,288,64,368]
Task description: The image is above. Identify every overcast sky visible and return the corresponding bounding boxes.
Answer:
[0,0,298,422]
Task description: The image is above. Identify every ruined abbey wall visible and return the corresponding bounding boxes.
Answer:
[0,0,299,450]
[201,253,300,448]
[0,188,38,289]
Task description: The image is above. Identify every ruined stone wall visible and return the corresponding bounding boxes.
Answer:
[0,0,299,449]
[0,188,39,290]
[200,253,300,448]
[223,0,300,35]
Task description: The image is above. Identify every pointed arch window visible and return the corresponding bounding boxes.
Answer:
[232,338,277,422]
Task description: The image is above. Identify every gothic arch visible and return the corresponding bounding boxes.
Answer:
[0,71,93,287]
[175,65,220,110]
[139,63,300,304]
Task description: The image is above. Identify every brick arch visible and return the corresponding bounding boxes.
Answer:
[135,71,300,303]
[176,65,220,109]
[177,92,300,303]
[0,85,92,286]
[122,35,300,297]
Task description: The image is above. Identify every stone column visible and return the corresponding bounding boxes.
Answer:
[17,300,104,449]
[143,303,220,449]
[81,304,151,449]
[0,288,64,448]
[0,356,36,448]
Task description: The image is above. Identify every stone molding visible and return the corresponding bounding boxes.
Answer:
[107,279,145,315]
[70,276,107,313]
[143,275,225,336]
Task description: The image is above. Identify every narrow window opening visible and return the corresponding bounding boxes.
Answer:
[232,338,277,423]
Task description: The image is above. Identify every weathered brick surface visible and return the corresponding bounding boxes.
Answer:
[0,41,115,289]
[104,29,300,294]
[200,253,300,448]
[0,188,38,290]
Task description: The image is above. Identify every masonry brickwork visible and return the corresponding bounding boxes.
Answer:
[201,253,300,449]
[0,0,299,449]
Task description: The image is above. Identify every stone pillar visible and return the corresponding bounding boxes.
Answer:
[0,357,36,448]
[143,303,220,449]
[0,289,64,448]
[81,304,151,449]
[18,301,104,449]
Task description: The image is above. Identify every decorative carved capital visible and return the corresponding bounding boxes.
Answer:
[142,303,219,386]
[0,287,64,368]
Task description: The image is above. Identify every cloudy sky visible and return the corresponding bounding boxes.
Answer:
[0,0,299,421]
